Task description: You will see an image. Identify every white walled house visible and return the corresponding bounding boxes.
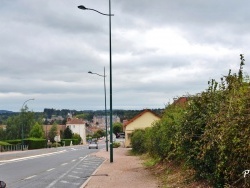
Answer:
[66,118,86,144]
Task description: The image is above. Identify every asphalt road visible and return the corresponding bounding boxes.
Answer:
[0,144,106,188]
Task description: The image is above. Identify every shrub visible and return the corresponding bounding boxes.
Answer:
[179,55,250,187]
[24,138,46,149]
[113,142,121,148]
[0,141,11,146]
[131,129,147,154]
[51,142,61,147]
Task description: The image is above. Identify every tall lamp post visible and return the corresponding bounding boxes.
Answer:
[78,2,114,162]
[88,68,108,152]
[21,98,34,151]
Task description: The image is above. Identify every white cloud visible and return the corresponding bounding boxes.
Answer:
[0,0,249,111]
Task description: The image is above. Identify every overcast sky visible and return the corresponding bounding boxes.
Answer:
[0,0,249,112]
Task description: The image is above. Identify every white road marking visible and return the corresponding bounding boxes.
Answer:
[46,156,88,188]
[47,168,55,172]
[61,163,68,166]
[0,150,67,164]
[68,174,80,179]
[25,175,37,180]
[60,180,80,186]
[72,171,81,174]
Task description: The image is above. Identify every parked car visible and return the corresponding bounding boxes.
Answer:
[88,141,98,149]
[116,132,125,139]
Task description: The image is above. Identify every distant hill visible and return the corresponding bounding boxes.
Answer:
[0,110,14,114]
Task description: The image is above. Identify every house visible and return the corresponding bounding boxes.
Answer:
[123,109,161,147]
[92,115,121,129]
[0,125,6,130]
[173,96,188,106]
[66,118,86,144]
[43,124,66,140]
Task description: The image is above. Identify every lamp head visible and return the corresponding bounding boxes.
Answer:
[78,5,87,10]
[88,71,93,74]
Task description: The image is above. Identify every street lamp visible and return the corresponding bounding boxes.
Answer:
[78,1,114,162]
[88,68,108,152]
[21,98,34,151]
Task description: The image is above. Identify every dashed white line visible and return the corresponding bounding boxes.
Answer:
[46,156,87,188]
[25,175,37,180]
[68,174,80,179]
[47,168,55,172]
[61,163,68,166]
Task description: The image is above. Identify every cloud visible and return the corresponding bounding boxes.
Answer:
[0,0,249,112]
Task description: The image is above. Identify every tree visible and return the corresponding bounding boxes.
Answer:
[20,106,36,139]
[5,106,35,140]
[6,115,21,139]
[29,122,45,138]
[48,123,58,142]
[96,129,105,137]
[113,122,123,135]
[63,126,73,139]
[0,127,6,140]
[73,133,81,144]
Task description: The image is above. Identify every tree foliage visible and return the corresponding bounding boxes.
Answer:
[29,122,45,138]
[5,107,36,140]
[113,122,123,135]
[63,126,73,139]
[48,123,58,142]
[131,55,250,187]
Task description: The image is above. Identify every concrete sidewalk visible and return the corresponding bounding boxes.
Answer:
[81,148,160,188]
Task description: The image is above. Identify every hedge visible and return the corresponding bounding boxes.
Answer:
[24,138,47,149]
[131,55,250,187]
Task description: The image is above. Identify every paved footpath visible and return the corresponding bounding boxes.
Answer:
[82,148,160,188]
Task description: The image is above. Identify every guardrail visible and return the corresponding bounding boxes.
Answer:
[0,145,28,152]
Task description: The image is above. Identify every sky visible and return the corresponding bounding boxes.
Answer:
[0,0,250,112]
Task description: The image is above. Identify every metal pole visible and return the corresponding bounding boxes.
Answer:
[77,1,114,162]
[104,67,108,152]
[109,0,113,163]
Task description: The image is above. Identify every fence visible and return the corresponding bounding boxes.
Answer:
[0,145,28,152]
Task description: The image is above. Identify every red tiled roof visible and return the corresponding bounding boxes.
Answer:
[124,109,160,128]
[67,118,85,124]
[173,97,188,105]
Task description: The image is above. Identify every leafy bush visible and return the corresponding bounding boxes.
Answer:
[131,55,250,187]
[180,56,250,187]
[113,142,121,148]
[61,139,79,146]
[5,139,21,145]
[131,129,147,154]
[147,104,186,160]
[51,142,61,147]
[24,138,46,149]
[0,141,11,146]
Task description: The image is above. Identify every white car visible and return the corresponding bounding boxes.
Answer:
[88,142,98,149]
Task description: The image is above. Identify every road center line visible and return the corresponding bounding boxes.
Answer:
[47,168,55,172]
[25,175,37,180]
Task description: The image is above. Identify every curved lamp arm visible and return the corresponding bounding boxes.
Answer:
[88,71,106,77]
[22,98,35,110]
[78,5,114,16]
